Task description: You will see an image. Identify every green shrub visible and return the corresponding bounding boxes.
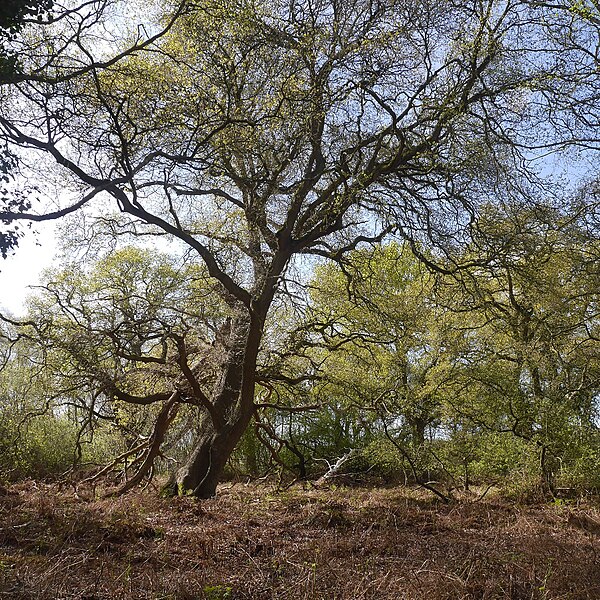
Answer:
[0,409,119,482]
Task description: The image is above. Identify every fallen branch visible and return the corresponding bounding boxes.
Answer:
[316,449,358,485]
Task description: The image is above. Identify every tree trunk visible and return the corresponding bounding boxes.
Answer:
[411,416,427,448]
[175,419,250,498]
[169,309,262,497]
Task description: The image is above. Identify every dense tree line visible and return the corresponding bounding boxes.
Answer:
[2,202,600,497]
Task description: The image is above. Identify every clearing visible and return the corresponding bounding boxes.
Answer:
[0,482,599,599]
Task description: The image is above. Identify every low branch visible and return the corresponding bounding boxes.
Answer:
[254,402,321,413]
[114,391,181,495]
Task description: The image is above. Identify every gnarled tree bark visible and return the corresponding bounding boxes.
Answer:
[168,308,264,497]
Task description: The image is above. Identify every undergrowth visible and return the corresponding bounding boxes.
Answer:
[0,482,598,599]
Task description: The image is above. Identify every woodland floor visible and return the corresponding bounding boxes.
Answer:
[0,481,599,599]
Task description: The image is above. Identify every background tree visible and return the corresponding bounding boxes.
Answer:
[0,0,53,257]
[0,0,53,80]
[17,247,232,490]
[0,306,117,481]
[436,200,600,493]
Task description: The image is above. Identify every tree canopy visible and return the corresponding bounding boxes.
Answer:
[1,0,600,497]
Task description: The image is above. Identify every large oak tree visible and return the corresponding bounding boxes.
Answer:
[1,0,600,496]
